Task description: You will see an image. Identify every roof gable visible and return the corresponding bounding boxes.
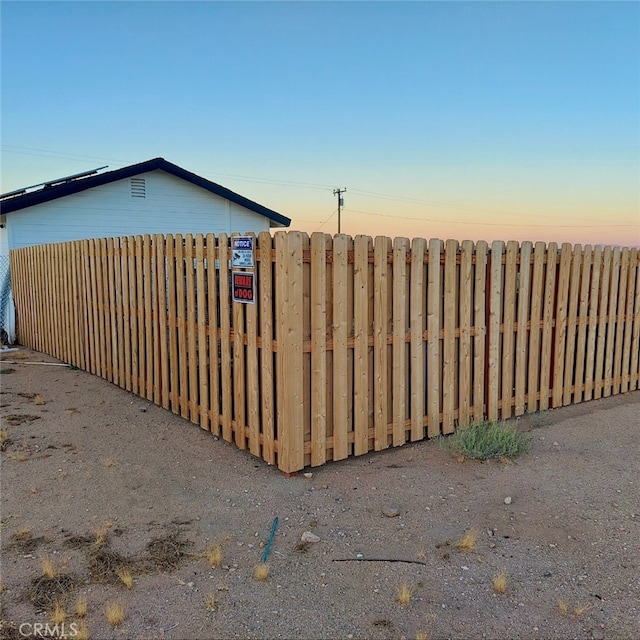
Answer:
[0,158,291,227]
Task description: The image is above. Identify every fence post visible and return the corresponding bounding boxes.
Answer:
[275,231,305,473]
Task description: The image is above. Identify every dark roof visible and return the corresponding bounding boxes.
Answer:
[0,157,291,227]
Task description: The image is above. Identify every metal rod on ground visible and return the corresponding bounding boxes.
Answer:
[261,516,279,564]
[333,557,427,565]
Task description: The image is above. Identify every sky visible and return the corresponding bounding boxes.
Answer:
[1,1,639,247]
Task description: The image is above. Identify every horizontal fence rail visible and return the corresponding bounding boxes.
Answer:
[9,232,640,472]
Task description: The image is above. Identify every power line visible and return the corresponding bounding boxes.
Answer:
[0,146,336,192]
[344,207,638,228]
[314,208,338,233]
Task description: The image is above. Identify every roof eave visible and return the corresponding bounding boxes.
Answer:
[0,158,292,227]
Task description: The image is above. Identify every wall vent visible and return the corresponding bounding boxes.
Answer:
[130,178,146,198]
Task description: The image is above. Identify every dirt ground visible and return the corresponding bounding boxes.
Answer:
[0,347,638,640]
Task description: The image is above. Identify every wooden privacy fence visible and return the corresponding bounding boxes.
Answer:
[9,232,640,473]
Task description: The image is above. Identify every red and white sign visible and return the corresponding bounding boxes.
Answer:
[232,271,255,304]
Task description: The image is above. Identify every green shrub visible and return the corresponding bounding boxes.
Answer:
[439,420,531,460]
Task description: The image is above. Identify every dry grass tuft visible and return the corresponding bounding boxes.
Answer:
[202,544,223,568]
[9,452,29,462]
[253,563,270,581]
[415,632,430,640]
[573,603,593,616]
[115,567,134,589]
[75,595,88,618]
[492,571,508,594]
[558,599,592,617]
[396,583,412,605]
[416,549,427,561]
[74,621,89,640]
[12,526,32,541]
[41,556,57,579]
[101,458,117,468]
[455,528,478,551]
[205,593,217,612]
[33,394,46,405]
[93,521,113,549]
[50,600,66,625]
[0,428,11,450]
[105,602,125,627]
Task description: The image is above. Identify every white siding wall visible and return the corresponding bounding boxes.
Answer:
[7,170,270,249]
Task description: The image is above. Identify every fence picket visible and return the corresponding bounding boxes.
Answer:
[443,239,458,433]
[410,237,427,439]
[128,237,140,395]
[245,235,261,457]
[629,254,640,391]
[562,246,582,406]
[622,249,638,392]
[105,238,118,386]
[257,232,274,460]
[594,247,612,400]
[515,241,532,415]
[539,243,557,410]
[354,235,371,455]
[156,235,169,409]
[332,234,350,460]
[374,236,391,449]
[275,232,305,472]
[174,234,188,417]
[527,242,546,413]
[488,241,504,421]
[392,237,409,446]
[573,246,592,403]
[501,241,518,419]
[195,234,209,429]
[458,240,473,428]
[206,233,220,435]
[151,235,162,405]
[473,241,488,423]
[218,234,233,443]
[602,247,622,398]
[185,234,199,422]
[612,248,629,396]
[311,233,328,465]
[584,246,602,400]
[427,238,442,436]
[114,238,124,385]
[166,235,179,412]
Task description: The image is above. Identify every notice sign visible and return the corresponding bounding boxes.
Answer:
[232,271,255,304]
[231,236,254,268]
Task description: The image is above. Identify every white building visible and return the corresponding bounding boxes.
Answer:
[0,157,291,342]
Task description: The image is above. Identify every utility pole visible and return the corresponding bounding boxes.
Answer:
[333,188,346,234]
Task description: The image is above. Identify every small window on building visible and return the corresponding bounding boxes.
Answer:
[130,178,146,198]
